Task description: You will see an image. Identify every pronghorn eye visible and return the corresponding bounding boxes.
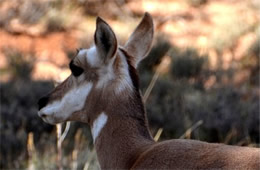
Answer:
[69,61,84,77]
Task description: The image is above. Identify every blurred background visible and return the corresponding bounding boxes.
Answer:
[0,0,259,169]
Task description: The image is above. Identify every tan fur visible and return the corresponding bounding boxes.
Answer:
[38,13,260,169]
[131,140,260,169]
[125,12,154,68]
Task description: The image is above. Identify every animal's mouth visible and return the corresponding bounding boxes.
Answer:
[38,110,64,125]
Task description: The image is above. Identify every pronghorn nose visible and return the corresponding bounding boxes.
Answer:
[38,96,49,110]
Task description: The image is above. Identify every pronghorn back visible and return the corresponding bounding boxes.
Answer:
[132,139,260,169]
[38,13,260,169]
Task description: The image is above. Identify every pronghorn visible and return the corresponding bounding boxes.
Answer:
[38,13,260,169]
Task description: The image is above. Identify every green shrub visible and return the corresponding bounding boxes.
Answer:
[5,50,35,80]
[170,48,206,79]
[244,37,260,86]
[186,0,208,7]
[139,35,171,73]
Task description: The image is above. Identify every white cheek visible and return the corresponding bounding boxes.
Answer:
[40,83,93,122]
[91,112,108,143]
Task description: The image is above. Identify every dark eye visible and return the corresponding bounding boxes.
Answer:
[69,61,84,77]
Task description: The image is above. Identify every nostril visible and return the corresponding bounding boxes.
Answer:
[41,114,47,118]
[38,96,49,110]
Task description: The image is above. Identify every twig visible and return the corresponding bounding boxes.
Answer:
[143,55,171,103]
[154,128,163,142]
[179,120,203,139]
[27,132,36,170]
[143,70,160,103]
[83,150,97,170]
[59,121,71,143]
[224,128,237,144]
[56,121,71,170]
[56,124,63,170]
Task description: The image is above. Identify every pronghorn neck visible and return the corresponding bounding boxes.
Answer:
[90,88,154,169]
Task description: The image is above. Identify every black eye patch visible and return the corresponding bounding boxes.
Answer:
[69,61,84,77]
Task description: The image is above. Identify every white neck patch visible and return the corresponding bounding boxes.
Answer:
[91,112,108,143]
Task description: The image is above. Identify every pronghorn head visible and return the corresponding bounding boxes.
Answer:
[38,13,154,125]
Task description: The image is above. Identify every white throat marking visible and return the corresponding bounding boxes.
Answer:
[91,112,108,143]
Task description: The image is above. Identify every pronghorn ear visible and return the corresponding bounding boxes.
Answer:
[124,12,154,68]
[95,17,118,62]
